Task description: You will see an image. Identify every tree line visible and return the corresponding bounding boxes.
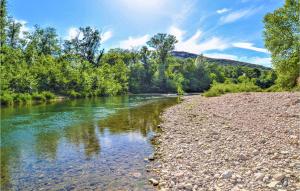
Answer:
[0,0,298,105]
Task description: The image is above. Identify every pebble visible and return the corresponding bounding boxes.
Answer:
[254,172,265,181]
[273,173,285,181]
[267,181,280,188]
[150,93,300,190]
[221,170,233,179]
[149,178,159,186]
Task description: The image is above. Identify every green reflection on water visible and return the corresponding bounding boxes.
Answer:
[1,95,178,190]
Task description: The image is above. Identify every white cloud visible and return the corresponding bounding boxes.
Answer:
[240,57,271,67]
[220,8,257,24]
[119,34,150,49]
[14,19,30,38]
[168,26,230,54]
[66,27,113,42]
[217,8,230,14]
[66,27,81,40]
[101,30,113,43]
[232,42,269,53]
[204,53,238,60]
[171,0,195,24]
[169,25,186,41]
[204,52,271,67]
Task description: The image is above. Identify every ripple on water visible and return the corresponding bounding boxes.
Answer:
[1,95,178,190]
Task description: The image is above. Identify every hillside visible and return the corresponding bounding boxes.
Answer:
[172,51,271,70]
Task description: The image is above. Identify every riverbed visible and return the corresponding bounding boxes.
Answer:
[0,95,179,190]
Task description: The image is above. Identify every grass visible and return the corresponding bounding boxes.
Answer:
[1,91,56,106]
[203,82,262,97]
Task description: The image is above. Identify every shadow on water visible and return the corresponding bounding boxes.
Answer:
[0,95,179,190]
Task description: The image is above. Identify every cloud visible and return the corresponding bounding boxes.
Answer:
[66,27,80,40]
[119,34,150,49]
[204,52,271,67]
[204,53,238,60]
[101,30,113,43]
[232,42,269,53]
[171,0,195,24]
[217,8,230,14]
[169,26,186,41]
[168,26,230,54]
[66,27,112,43]
[14,19,30,38]
[220,8,257,24]
[241,57,271,67]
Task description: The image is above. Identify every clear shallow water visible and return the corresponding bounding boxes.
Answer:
[0,95,179,190]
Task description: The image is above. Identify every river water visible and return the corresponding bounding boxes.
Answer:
[0,95,178,190]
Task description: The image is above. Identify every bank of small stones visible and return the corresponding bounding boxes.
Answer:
[149,92,300,191]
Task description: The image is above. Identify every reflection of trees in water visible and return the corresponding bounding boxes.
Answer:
[0,96,178,188]
[98,98,177,137]
[64,123,100,158]
[1,146,21,189]
[35,131,60,159]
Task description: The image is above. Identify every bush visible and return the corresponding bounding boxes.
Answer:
[41,91,56,100]
[0,93,14,105]
[14,93,32,104]
[32,93,46,102]
[67,90,81,98]
[203,82,262,97]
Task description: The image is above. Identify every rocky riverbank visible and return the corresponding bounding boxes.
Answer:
[150,92,300,191]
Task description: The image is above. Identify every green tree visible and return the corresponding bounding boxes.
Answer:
[0,0,7,48]
[147,33,177,91]
[64,27,104,67]
[25,25,60,59]
[139,46,153,87]
[6,17,22,48]
[264,0,300,88]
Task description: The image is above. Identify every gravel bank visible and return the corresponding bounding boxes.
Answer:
[151,92,300,191]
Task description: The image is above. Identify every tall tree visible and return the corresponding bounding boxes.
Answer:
[0,0,7,48]
[64,27,104,67]
[264,0,300,88]
[140,46,153,86]
[147,33,177,90]
[6,17,22,48]
[25,25,60,56]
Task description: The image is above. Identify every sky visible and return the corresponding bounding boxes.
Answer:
[8,0,284,67]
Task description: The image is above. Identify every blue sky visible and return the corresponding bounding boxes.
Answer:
[8,0,284,66]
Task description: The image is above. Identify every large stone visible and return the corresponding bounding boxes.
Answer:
[254,172,265,181]
[274,173,285,181]
[148,154,155,161]
[267,181,280,188]
[221,170,233,179]
[149,178,159,186]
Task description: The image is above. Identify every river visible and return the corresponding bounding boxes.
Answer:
[0,95,178,190]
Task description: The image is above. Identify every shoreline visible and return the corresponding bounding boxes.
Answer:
[150,92,300,190]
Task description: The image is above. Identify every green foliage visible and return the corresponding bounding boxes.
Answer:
[0,0,7,48]
[14,93,32,104]
[0,7,280,106]
[203,82,262,97]
[0,92,13,105]
[147,33,178,90]
[264,0,300,88]
[64,27,104,66]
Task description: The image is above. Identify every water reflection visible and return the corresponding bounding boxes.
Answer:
[0,95,178,190]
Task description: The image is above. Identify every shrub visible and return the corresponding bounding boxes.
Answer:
[32,93,46,102]
[67,90,81,98]
[0,93,14,105]
[203,82,262,97]
[41,91,56,100]
[14,93,32,104]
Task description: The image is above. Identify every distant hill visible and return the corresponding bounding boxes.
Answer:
[171,51,271,70]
